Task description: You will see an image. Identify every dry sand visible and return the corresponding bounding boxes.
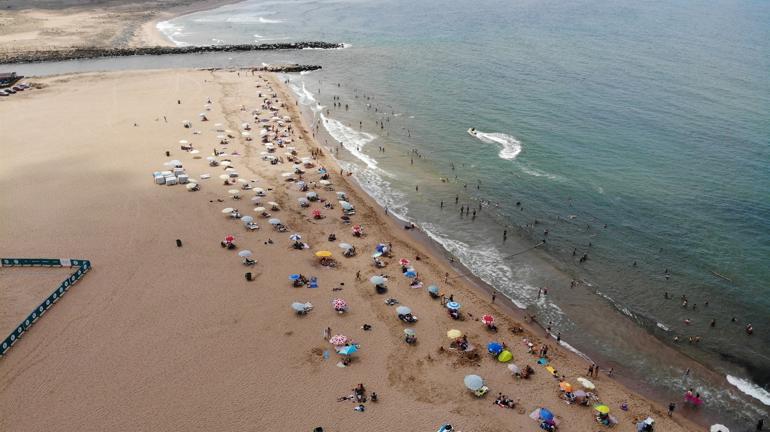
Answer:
[0,0,240,58]
[0,69,701,432]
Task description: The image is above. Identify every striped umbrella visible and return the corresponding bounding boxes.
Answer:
[329,335,348,346]
[481,314,495,325]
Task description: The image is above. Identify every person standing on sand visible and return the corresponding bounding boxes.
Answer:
[324,327,331,340]
[491,292,496,303]
[668,402,675,416]
[588,364,594,376]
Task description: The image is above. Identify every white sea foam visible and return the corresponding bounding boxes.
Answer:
[259,17,284,23]
[471,131,522,160]
[339,161,410,221]
[155,21,190,47]
[656,322,670,331]
[320,113,379,170]
[421,223,536,309]
[519,165,564,181]
[558,340,592,361]
[726,375,770,405]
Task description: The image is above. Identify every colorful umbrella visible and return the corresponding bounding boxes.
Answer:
[497,350,513,362]
[289,274,301,281]
[487,342,503,355]
[404,270,417,278]
[559,382,573,392]
[315,250,332,258]
[446,301,461,310]
[481,314,495,325]
[289,233,302,241]
[399,258,411,266]
[337,345,358,355]
[312,209,322,217]
[447,329,463,339]
[464,375,484,391]
[539,408,554,421]
[594,405,610,414]
[329,335,348,346]
[225,235,235,242]
[332,298,347,310]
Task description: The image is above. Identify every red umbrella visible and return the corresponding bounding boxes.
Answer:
[332,298,348,310]
[481,314,495,325]
[312,209,321,217]
[225,235,235,242]
[399,258,411,266]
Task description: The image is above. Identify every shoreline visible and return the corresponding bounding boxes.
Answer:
[271,74,707,431]
[135,0,248,48]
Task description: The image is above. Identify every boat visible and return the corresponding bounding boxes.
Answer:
[467,127,477,136]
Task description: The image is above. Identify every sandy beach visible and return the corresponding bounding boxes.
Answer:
[0,68,704,431]
[0,0,240,59]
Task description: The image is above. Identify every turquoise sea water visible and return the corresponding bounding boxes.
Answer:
[9,0,768,427]
[162,0,770,427]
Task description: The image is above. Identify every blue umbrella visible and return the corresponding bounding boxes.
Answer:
[289,274,301,281]
[539,408,554,421]
[289,233,302,241]
[446,301,461,310]
[376,243,386,252]
[338,345,358,355]
[427,285,439,294]
[404,270,417,278]
[487,342,503,355]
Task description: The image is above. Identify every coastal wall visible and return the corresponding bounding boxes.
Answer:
[0,42,343,64]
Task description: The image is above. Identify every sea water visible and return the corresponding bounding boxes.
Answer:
[14,0,768,427]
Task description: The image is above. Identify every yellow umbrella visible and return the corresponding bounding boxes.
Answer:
[594,405,610,414]
[497,350,513,362]
[315,251,332,258]
[559,382,573,392]
[447,329,463,339]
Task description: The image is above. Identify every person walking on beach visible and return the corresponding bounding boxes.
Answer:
[324,327,331,340]
[668,402,675,416]
[757,418,764,431]
[491,292,496,303]
[588,364,594,376]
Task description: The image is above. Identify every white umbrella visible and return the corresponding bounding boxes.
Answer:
[207,156,216,161]
[254,207,266,213]
[241,131,251,137]
[186,183,198,190]
[228,189,240,195]
[710,425,729,432]
[219,174,230,180]
[292,302,308,312]
[319,180,331,186]
[464,375,484,391]
[221,161,232,166]
[179,140,189,145]
[241,216,254,223]
[190,149,200,155]
[269,218,281,225]
[221,207,234,214]
[267,201,279,207]
[251,197,261,203]
[577,377,595,390]
[281,172,293,177]
[339,243,353,250]
[238,250,252,258]
[289,233,302,241]
[507,364,520,374]
[396,306,412,315]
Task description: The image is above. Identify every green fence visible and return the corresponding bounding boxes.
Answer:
[1,258,92,357]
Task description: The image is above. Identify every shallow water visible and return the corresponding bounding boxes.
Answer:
[6,0,769,426]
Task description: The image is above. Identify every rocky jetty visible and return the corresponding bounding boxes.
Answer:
[0,42,343,64]
[253,64,322,73]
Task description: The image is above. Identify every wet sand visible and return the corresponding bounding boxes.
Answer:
[0,69,701,431]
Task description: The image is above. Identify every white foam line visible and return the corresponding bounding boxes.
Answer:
[726,375,770,406]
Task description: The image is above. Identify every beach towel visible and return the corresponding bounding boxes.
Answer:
[537,358,549,365]
[545,366,557,376]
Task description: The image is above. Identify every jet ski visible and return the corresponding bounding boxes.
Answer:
[467,128,477,136]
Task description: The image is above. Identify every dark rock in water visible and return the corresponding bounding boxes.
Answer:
[0,42,344,64]
[253,64,323,73]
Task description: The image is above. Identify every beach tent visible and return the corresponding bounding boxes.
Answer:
[337,345,358,356]
[487,342,503,355]
[497,350,513,362]
[396,306,412,315]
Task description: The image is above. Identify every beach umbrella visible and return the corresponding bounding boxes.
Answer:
[399,258,411,266]
[428,285,439,294]
[370,275,386,285]
[179,140,189,145]
[319,180,331,186]
[573,390,587,398]
[497,350,513,362]
[446,301,461,310]
[447,329,463,339]
[396,306,412,315]
[332,298,347,310]
[241,131,251,137]
[312,209,322,218]
[289,274,301,281]
[481,314,495,325]
[559,382,573,392]
[221,161,232,167]
[222,207,234,214]
[254,207,266,213]
[539,408,555,421]
[289,233,302,241]
[237,178,249,184]
[238,250,252,258]
[241,216,254,223]
[315,250,332,258]
[219,174,230,180]
[710,425,729,432]
[463,375,484,391]
[296,181,306,189]
[228,189,240,195]
[253,187,265,194]
[281,172,293,177]
[298,197,309,205]
[339,201,353,210]
[186,183,198,190]
[291,302,307,312]
[594,405,610,414]
[269,218,281,225]
[207,156,216,161]
[507,364,520,374]
[306,192,318,199]
[339,243,353,250]
[329,335,348,346]
[267,201,279,208]
[251,197,261,204]
[337,345,358,356]
[403,328,416,336]
[404,270,417,278]
[487,342,503,355]
[577,377,595,390]
[224,234,234,242]
[375,243,387,252]
[190,150,200,155]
